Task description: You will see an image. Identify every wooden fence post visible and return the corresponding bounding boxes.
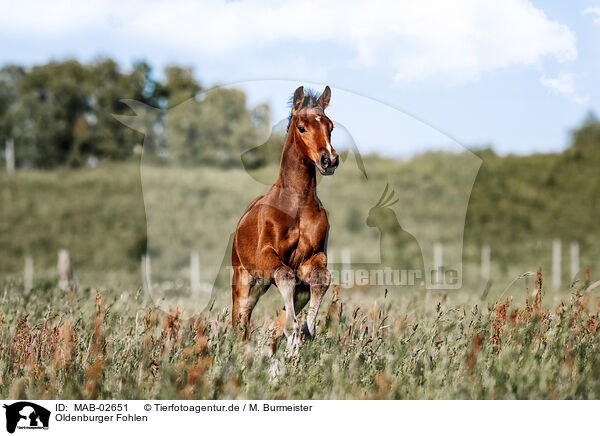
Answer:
[141,254,151,298]
[552,239,561,290]
[58,249,74,291]
[190,251,201,295]
[24,256,33,295]
[481,244,490,282]
[433,243,443,286]
[5,138,14,174]
[341,247,351,288]
[570,242,579,281]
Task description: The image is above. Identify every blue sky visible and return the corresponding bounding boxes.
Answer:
[1,0,599,156]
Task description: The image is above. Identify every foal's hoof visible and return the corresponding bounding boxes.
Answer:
[285,334,300,357]
[300,322,313,340]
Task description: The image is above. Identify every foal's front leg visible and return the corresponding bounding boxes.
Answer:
[273,266,300,356]
[298,253,331,338]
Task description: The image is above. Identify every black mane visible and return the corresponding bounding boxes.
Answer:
[286,88,321,131]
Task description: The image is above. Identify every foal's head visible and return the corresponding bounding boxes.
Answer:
[288,86,339,176]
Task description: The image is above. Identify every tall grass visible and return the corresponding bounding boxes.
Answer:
[1,270,600,399]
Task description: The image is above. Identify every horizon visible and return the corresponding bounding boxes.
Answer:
[1,1,598,158]
[1,56,595,161]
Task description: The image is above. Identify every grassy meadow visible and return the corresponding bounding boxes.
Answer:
[1,273,600,399]
[3,150,599,288]
[2,141,600,399]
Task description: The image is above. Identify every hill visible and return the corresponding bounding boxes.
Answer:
[2,115,600,292]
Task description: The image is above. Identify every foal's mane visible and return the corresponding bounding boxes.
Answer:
[286,88,322,131]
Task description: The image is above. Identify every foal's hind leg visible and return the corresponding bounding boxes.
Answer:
[232,268,269,339]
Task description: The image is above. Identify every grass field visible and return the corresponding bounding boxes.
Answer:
[1,270,600,400]
[3,155,599,289]
[2,145,600,399]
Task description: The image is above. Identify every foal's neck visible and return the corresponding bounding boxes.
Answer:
[275,133,317,200]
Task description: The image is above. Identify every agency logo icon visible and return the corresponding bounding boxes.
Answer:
[2,402,50,433]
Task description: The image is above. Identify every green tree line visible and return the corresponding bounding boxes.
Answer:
[0,59,277,168]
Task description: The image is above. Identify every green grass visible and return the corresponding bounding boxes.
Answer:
[2,144,600,399]
[3,149,600,289]
[1,276,599,399]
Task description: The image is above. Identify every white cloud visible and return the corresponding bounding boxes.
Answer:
[540,72,589,104]
[0,0,577,84]
[583,7,600,24]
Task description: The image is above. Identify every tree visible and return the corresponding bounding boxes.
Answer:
[569,111,600,159]
[165,87,271,167]
[0,58,272,169]
[160,65,202,107]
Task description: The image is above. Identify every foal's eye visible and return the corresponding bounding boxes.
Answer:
[298,125,306,133]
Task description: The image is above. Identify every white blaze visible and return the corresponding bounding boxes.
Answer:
[315,115,333,154]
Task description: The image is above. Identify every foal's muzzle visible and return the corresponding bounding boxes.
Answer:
[318,150,339,176]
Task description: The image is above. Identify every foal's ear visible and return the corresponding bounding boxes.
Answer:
[292,86,305,115]
[317,86,331,110]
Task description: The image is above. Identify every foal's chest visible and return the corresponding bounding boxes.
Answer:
[282,209,327,266]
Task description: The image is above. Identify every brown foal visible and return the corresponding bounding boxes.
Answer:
[231,85,339,354]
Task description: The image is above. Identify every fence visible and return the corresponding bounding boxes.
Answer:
[15,240,586,293]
